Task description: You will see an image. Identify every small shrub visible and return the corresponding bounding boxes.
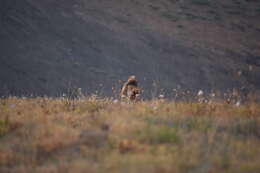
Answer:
[139,125,180,144]
[62,99,76,112]
[177,24,184,28]
[175,117,213,132]
[76,101,104,114]
[256,8,260,15]
[0,119,9,137]
[230,118,260,138]
[191,0,212,6]
[161,12,179,22]
[149,4,160,11]
[0,118,20,137]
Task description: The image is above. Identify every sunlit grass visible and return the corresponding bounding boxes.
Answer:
[0,97,259,173]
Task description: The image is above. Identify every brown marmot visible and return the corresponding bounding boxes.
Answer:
[120,75,141,101]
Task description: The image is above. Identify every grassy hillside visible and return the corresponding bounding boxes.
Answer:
[0,0,260,97]
[0,97,260,173]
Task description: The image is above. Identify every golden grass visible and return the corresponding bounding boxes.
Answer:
[0,97,260,173]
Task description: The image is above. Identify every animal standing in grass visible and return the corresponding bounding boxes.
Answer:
[120,75,141,102]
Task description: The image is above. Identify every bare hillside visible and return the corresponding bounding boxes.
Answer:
[0,0,260,97]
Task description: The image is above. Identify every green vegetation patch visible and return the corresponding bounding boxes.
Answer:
[190,0,212,6]
[136,124,180,144]
[0,118,20,137]
[0,119,10,137]
[161,11,179,22]
[256,8,260,15]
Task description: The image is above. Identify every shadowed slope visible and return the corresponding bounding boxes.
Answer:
[0,0,259,97]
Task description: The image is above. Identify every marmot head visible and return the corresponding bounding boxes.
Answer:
[127,75,138,86]
[128,75,136,82]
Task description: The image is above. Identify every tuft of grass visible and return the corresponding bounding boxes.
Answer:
[137,125,179,144]
[0,118,9,137]
[0,117,20,138]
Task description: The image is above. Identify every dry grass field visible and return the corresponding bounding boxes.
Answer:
[0,97,260,173]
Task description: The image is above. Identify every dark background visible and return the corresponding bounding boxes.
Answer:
[0,0,260,98]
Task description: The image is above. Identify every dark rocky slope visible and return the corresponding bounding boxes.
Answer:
[0,0,260,98]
